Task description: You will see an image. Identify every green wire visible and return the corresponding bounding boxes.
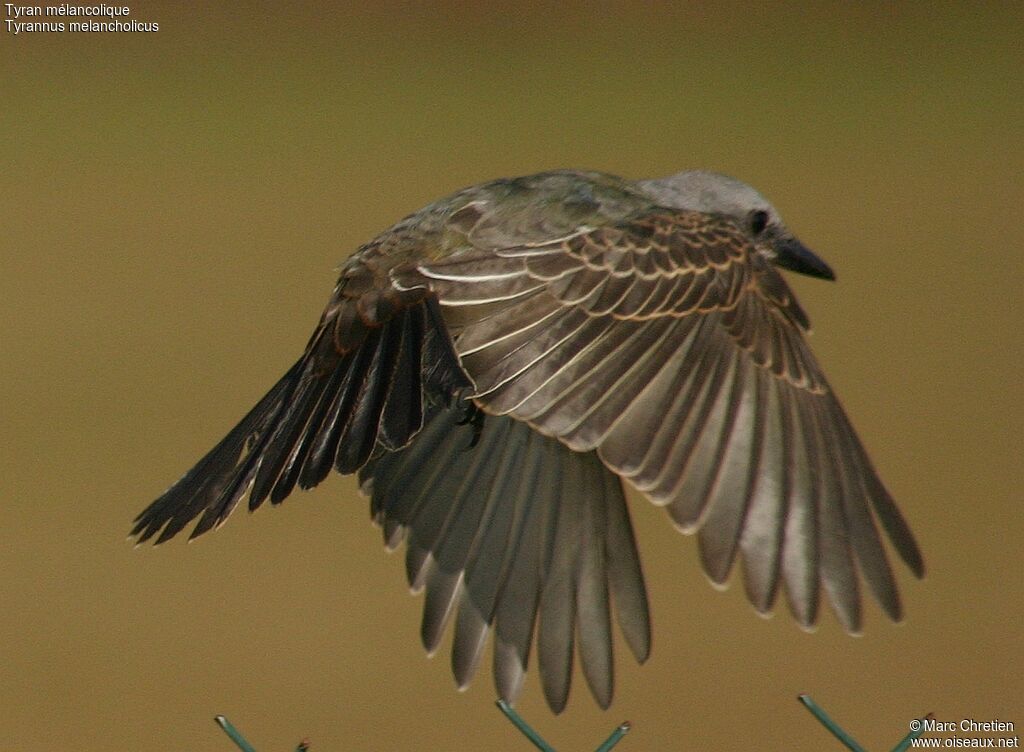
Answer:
[594,721,631,752]
[496,700,631,752]
[892,715,933,752]
[798,694,867,752]
[496,700,558,752]
[214,716,258,752]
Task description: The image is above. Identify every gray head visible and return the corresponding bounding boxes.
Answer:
[637,170,835,280]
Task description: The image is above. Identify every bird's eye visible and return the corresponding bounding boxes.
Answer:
[749,210,769,236]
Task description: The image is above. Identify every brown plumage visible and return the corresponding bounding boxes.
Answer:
[134,169,923,713]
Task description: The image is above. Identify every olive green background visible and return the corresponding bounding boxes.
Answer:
[3,3,1022,750]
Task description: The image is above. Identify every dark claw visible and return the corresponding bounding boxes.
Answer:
[456,401,486,448]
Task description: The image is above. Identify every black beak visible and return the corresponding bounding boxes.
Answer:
[773,237,836,281]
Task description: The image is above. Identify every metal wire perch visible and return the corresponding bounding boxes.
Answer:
[798,694,932,751]
[496,700,631,752]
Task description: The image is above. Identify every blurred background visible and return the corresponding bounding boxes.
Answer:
[2,2,1022,750]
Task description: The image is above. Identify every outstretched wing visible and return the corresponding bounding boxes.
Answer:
[359,404,649,712]
[134,211,653,713]
[132,266,470,545]
[402,208,924,633]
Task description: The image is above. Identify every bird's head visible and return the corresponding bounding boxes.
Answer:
[639,170,835,281]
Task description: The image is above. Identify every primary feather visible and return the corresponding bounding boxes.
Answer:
[135,169,923,712]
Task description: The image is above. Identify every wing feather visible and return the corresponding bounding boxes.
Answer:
[409,207,921,633]
[138,172,923,715]
[131,284,464,545]
[360,405,647,712]
[697,351,766,585]
[737,374,788,613]
[781,387,821,628]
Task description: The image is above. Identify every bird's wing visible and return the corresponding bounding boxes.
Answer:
[131,262,470,545]
[359,403,649,712]
[401,207,924,633]
[135,200,652,713]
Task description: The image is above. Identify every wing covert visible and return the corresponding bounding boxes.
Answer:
[399,207,923,632]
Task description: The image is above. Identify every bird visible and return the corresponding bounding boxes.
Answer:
[133,168,924,713]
